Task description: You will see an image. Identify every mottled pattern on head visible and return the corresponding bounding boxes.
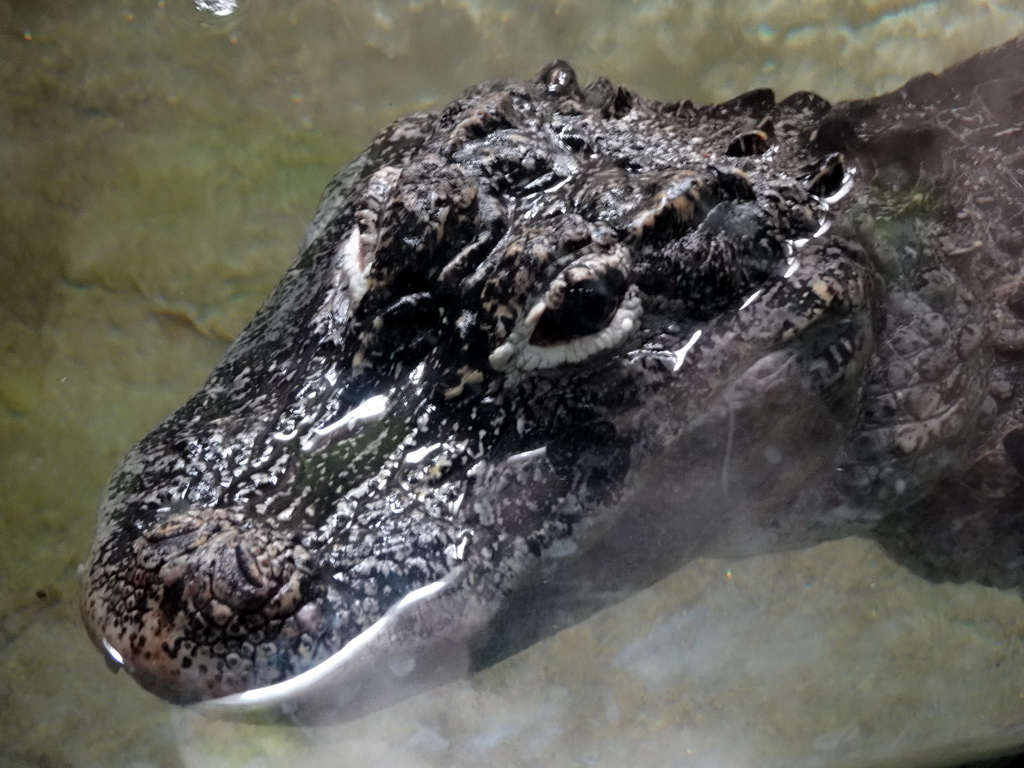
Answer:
[81,39,1024,713]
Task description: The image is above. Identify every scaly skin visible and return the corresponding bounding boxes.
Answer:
[82,38,1024,708]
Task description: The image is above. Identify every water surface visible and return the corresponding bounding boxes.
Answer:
[3,2,1024,766]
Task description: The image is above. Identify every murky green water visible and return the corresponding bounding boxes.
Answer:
[3,1,1024,766]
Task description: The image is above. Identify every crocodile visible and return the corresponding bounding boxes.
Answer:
[81,35,1024,719]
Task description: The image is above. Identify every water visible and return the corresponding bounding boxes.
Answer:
[3,1,1024,765]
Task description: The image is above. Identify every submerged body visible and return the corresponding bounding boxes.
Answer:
[82,37,1024,714]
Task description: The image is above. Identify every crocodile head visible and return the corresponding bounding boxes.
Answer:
[82,46,1018,718]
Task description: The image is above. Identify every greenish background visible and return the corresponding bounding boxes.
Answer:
[3,1,1024,766]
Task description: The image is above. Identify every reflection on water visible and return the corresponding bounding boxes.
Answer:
[3,1,1024,766]
[198,578,472,724]
[194,0,237,18]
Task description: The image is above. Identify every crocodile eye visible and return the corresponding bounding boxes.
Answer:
[488,246,642,373]
[531,274,624,345]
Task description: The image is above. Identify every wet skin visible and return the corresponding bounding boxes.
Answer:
[82,37,1024,711]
